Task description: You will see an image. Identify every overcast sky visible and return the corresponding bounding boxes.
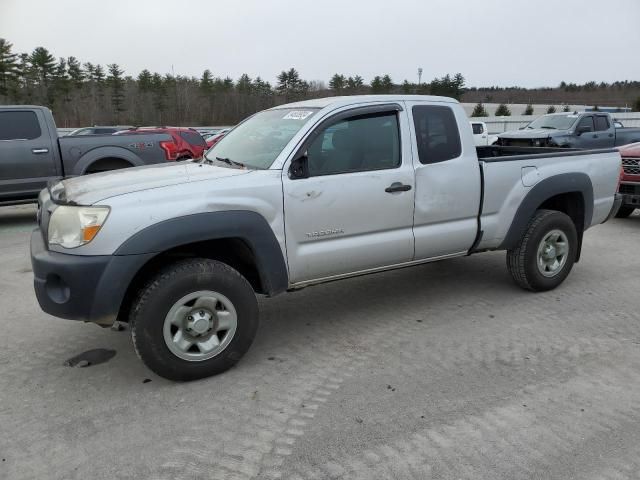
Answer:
[1,0,639,88]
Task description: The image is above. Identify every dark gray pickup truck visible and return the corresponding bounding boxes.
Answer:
[497,112,640,149]
[0,105,174,205]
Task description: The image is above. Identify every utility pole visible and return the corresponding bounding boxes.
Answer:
[417,67,423,86]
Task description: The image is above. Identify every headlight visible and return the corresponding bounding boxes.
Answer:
[48,206,110,249]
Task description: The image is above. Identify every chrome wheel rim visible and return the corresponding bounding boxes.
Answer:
[163,290,237,361]
[536,229,569,278]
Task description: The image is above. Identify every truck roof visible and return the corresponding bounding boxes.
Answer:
[275,95,459,110]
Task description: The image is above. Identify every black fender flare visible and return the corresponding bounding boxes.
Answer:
[115,211,289,296]
[499,173,594,251]
[73,146,143,175]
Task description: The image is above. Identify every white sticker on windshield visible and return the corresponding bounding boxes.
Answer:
[567,114,578,118]
[283,110,314,120]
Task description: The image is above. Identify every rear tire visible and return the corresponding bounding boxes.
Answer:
[507,209,577,292]
[615,206,635,218]
[130,258,258,381]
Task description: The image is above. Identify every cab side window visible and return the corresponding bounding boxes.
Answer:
[307,112,400,176]
[0,111,42,140]
[577,116,595,133]
[472,123,484,134]
[412,105,461,164]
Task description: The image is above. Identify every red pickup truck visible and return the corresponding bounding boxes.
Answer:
[617,142,640,218]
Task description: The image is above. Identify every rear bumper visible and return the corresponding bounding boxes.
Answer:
[30,230,154,326]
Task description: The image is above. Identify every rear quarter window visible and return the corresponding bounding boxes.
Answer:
[595,116,610,131]
[412,105,462,164]
[180,131,206,146]
[0,111,42,140]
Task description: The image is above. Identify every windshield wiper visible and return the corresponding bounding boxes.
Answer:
[539,126,556,129]
[202,156,247,168]
[216,156,246,168]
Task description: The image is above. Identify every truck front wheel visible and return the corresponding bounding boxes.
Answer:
[614,206,635,218]
[130,258,258,381]
[506,209,577,292]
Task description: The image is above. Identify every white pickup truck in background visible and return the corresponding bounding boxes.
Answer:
[471,121,498,146]
[31,95,622,380]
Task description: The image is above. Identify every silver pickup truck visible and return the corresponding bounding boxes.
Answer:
[30,95,623,381]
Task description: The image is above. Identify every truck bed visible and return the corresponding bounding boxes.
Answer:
[476,147,621,252]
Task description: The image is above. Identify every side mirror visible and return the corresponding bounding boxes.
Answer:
[576,126,590,136]
[289,154,309,179]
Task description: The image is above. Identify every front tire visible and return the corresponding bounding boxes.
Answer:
[507,210,577,292]
[130,258,258,381]
[615,206,635,218]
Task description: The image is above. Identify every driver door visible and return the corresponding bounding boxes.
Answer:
[282,104,415,284]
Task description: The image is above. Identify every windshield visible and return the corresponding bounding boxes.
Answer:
[205,108,320,169]
[526,114,579,130]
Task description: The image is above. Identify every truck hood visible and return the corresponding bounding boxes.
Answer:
[56,161,251,205]
[499,128,568,139]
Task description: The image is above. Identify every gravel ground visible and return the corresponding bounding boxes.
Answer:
[1,204,640,480]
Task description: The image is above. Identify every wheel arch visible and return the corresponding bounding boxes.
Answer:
[499,173,593,260]
[114,211,289,321]
[72,146,144,175]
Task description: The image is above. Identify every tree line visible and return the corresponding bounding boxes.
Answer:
[1,37,639,127]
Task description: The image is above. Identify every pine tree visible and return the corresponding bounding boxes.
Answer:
[252,77,272,96]
[546,105,557,114]
[471,102,488,117]
[107,63,125,120]
[495,104,511,116]
[151,73,166,123]
[29,47,56,85]
[0,38,18,97]
[138,69,153,92]
[524,104,534,115]
[276,68,306,98]
[345,75,364,93]
[370,76,383,93]
[329,73,346,93]
[381,74,393,93]
[236,73,252,94]
[66,56,84,89]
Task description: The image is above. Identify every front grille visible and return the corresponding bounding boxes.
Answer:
[622,157,640,176]
[620,183,640,195]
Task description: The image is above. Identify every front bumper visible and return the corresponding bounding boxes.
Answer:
[30,230,154,326]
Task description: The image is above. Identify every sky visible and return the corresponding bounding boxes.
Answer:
[1,0,639,88]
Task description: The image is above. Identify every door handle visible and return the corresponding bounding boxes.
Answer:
[32,148,49,154]
[385,182,412,193]
[608,133,614,137]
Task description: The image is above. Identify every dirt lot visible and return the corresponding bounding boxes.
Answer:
[1,204,640,480]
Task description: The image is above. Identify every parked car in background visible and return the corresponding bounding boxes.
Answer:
[116,127,207,160]
[470,121,498,146]
[205,128,231,149]
[497,112,640,148]
[616,142,640,217]
[31,95,622,380]
[0,106,181,205]
[67,125,133,136]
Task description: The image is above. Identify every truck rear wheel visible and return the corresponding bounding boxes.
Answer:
[130,258,258,381]
[506,209,577,292]
[614,206,635,218]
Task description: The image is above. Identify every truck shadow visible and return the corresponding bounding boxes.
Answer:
[0,204,37,230]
